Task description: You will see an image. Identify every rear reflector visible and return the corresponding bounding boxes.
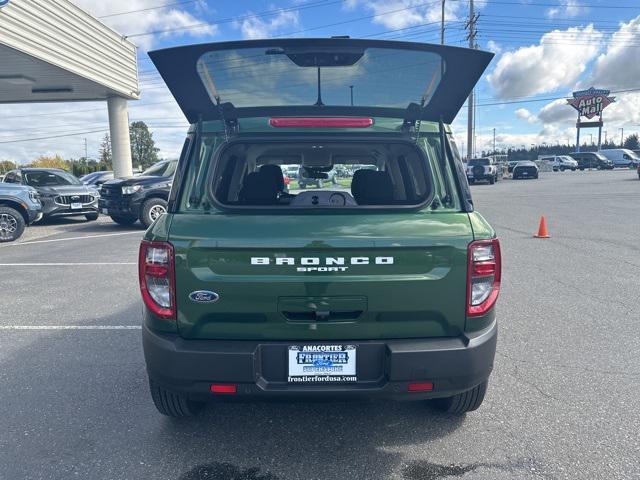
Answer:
[210,384,237,395]
[408,382,434,392]
[269,117,374,128]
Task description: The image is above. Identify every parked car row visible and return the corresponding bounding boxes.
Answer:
[0,160,178,242]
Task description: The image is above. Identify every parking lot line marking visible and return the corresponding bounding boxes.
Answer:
[0,263,137,266]
[0,325,142,330]
[1,231,142,247]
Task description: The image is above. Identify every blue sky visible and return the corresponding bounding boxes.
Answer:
[1,0,639,162]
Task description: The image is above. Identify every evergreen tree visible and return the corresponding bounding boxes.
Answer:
[98,134,112,169]
[130,121,160,170]
[623,133,639,151]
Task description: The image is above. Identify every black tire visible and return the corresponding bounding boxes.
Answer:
[468,179,475,185]
[431,380,488,414]
[85,212,99,221]
[488,176,495,185]
[140,198,168,229]
[559,166,565,172]
[110,215,137,226]
[571,168,576,171]
[299,182,306,189]
[0,206,26,243]
[149,379,204,418]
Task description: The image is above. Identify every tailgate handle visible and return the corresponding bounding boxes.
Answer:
[283,310,363,322]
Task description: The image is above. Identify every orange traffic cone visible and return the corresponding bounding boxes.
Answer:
[534,216,550,238]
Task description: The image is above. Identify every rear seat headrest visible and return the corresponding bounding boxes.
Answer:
[351,170,394,205]
[260,164,285,192]
[239,171,279,204]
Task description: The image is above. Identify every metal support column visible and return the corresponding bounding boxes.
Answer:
[107,96,133,178]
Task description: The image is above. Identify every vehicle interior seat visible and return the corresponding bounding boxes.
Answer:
[238,171,280,205]
[351,169,394,205]
[259,164,286,193]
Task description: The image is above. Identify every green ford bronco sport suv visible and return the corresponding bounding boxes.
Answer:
[140,39,500,417]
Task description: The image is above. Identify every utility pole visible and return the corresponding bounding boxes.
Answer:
[619,127,624,147]
[84,138,88,161]
[466,0,477,161]
[440,0,446,44]
[493,127,496,155]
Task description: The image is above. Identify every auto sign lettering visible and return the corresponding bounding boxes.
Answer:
[567,87,615,119]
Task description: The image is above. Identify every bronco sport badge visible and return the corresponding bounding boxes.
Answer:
[251,256,394,272]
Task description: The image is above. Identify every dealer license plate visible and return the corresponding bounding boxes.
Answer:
[70,202,82,209]
[288,345,357,383]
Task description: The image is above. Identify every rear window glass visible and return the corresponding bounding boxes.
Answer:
[183,140,435,210]
[196,46,443,110]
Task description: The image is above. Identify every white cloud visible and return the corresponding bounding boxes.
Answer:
[236,9,300,39]
[487,25,603,99]
[486,40,502,55]
[546,0,586,19]
[590,15,640,91]
[70,0,217,51]
[536,98,576,125]
[515,108,539,123]
[346,0,464,30]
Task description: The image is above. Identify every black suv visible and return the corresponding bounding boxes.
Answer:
[99,160,177,228]
[568,152,614,170]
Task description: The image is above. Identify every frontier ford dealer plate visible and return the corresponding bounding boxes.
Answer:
[288,345,357,383]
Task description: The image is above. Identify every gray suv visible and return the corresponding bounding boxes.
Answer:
[0,182,42,242]
[3,168,100,221]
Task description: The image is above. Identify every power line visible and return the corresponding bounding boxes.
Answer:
[98,0,197,19]
[126,0,348,38]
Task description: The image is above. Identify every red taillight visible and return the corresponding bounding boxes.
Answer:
[210,384,237,395]
[269,117,374,128]
[138,240,176,320]
[467,239,501,317]
[408,382,434,392]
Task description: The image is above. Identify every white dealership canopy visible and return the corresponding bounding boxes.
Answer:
[0,0,139,176]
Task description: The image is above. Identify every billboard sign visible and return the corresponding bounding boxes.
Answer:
[567,87,615,119]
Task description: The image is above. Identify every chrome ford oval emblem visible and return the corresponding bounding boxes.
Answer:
[189,291,219,304]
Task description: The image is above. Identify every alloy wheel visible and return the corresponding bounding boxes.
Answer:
[149,204,167,222]
[0,213,18,239]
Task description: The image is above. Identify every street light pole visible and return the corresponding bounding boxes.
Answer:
[619,127,624,147]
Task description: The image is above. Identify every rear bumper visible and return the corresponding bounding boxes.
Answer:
[142,321,497,401]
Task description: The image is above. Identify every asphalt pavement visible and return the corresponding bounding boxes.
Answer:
[1,169,638,480]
